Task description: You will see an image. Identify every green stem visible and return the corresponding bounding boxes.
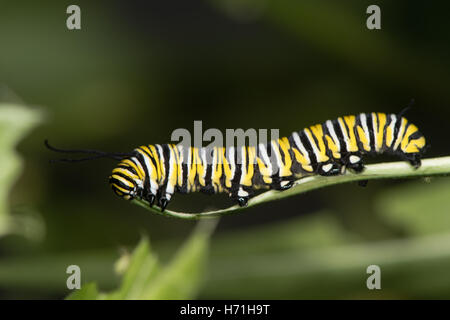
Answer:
[132,156,450,220]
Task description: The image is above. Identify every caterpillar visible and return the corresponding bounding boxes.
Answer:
[45,111,426,212]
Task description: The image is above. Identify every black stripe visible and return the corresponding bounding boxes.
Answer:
[160,144,171,196]
[408,130,422,142]
[117,164,137,176]
[134,150,152,197]
[299,129,318,170]
[366,113,376,152]
[138,146,159,177]
[354,114,366,153]
[393,115,403,147]
[287,135,304,174]
[383,114,393,150]
[109,173,134,191]
[179,146,189,193]
[230,147,242,194]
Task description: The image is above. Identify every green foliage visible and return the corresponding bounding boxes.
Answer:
[66,220,216,300]
[0,104,43,238]
[66,283,100,300]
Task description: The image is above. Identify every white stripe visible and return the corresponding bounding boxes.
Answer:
[292,132,311,163]
[175,145,183,186]
[113,174,133,188]
[271,140,283,177]
[338,119,350,151]
[165,146,175,195]
[326,120,341,152]
[136,149,157,195]
[304,129,322,162]
[228,146,236,180]
[387,114,396,147]
[371,113,379,151]
[393,118,407,150]
[239,146,247,185]
[201,147,207,181]
[156,144,165,182]
[258,143,273,175]
[130,157,144,188]
[185,146,190,184]
[360,114,371,147]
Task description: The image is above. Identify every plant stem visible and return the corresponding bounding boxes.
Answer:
[132,156,450,220]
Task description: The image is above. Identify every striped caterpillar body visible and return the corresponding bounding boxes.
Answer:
[109,112,426,211]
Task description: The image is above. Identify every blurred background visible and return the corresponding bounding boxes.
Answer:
[1,0,450,299]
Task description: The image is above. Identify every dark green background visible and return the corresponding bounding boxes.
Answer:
[1,0,449,299]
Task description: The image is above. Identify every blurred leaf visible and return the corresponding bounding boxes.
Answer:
[0,104,43,238]
[139,220,216,300]
[104,237,160,300]
[66,282,100,300]
[376,178,450,236]
[67,220,216,300]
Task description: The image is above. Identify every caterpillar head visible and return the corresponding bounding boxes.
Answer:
[109,159,144,201]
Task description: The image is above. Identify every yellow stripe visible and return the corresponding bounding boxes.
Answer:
[278,138,292,177]
[173,145,183,187]
[111,174,134,188]
[167,145,178,188]
[325,135,341,158]
[305,128,329,163]
[222,148,233,188]
[385,124,394,148]
[401,124,419,150]
[356,127,370,152]
[112,167,138,180]
[122,159,144,180]
[376,113,386,151]
[241,146,256,186]
[393,118,407,150]
[256,157,273,183]
[195,148,206,186]
[343,116,358,152]
[111,184,129,194]
[189,147,197,188]
[212,147,223,189]
[145,145,162,181]
[137,148,158,183]
[291,148,313,172]
[405,136,426,153]
[310,124,331,161]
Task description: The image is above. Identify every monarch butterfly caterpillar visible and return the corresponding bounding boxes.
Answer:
[46,111,426,212]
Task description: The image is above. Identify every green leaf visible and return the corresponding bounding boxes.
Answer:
[66,282,100,300]
[0,104,43,238]
[104,237,160,300]
[139,220,216,299]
